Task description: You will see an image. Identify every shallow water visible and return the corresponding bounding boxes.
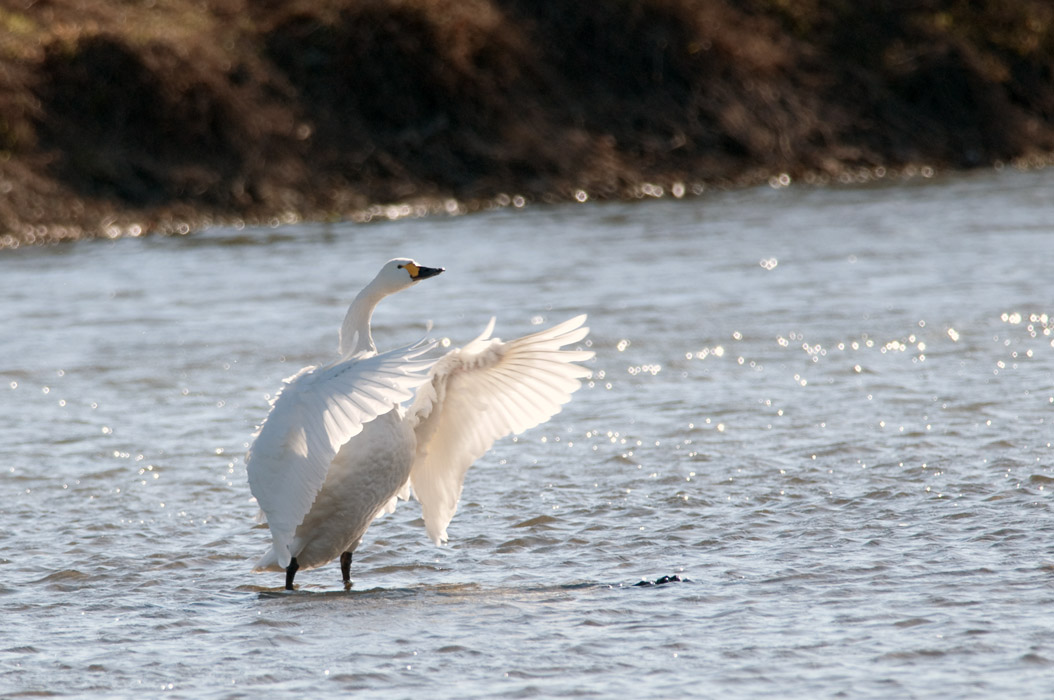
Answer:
[2,168,1053,698]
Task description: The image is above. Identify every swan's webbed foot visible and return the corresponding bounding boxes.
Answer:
[285,557,299,591]
[341,551,353,589]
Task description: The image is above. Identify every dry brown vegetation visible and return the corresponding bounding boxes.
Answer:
[2,0,1054,246]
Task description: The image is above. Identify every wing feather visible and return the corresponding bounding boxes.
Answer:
[247,336,436,568]
[409,315,593,544]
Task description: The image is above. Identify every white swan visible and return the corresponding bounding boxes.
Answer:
[246,258,593,590]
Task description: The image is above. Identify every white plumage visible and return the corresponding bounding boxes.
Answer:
[246,258,593,589]
[409,315,593,545]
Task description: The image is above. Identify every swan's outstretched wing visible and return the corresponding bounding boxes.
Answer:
[409,315,593,544]
[247,338,436,568]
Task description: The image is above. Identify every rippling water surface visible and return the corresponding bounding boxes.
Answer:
[3,168,1053,698]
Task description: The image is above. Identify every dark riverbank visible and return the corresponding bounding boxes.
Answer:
[2,0,1054,247]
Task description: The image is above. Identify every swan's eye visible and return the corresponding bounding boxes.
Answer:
[397,264,404,269]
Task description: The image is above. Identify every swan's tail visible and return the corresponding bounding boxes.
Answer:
[252,544,283,573]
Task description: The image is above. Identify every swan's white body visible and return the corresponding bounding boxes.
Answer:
[252,410,416,573]
[246,259,593,587]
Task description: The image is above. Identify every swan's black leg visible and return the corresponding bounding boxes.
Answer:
[341,551,353,589]
[285,557,299,591]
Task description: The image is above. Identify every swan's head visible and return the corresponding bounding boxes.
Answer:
[374,258,444,294]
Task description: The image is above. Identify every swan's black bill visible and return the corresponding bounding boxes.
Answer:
[414,266,445,280]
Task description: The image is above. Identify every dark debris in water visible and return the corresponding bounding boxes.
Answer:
[633,574,689,587]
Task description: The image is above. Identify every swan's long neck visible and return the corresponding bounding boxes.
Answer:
[338,280,387,357]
